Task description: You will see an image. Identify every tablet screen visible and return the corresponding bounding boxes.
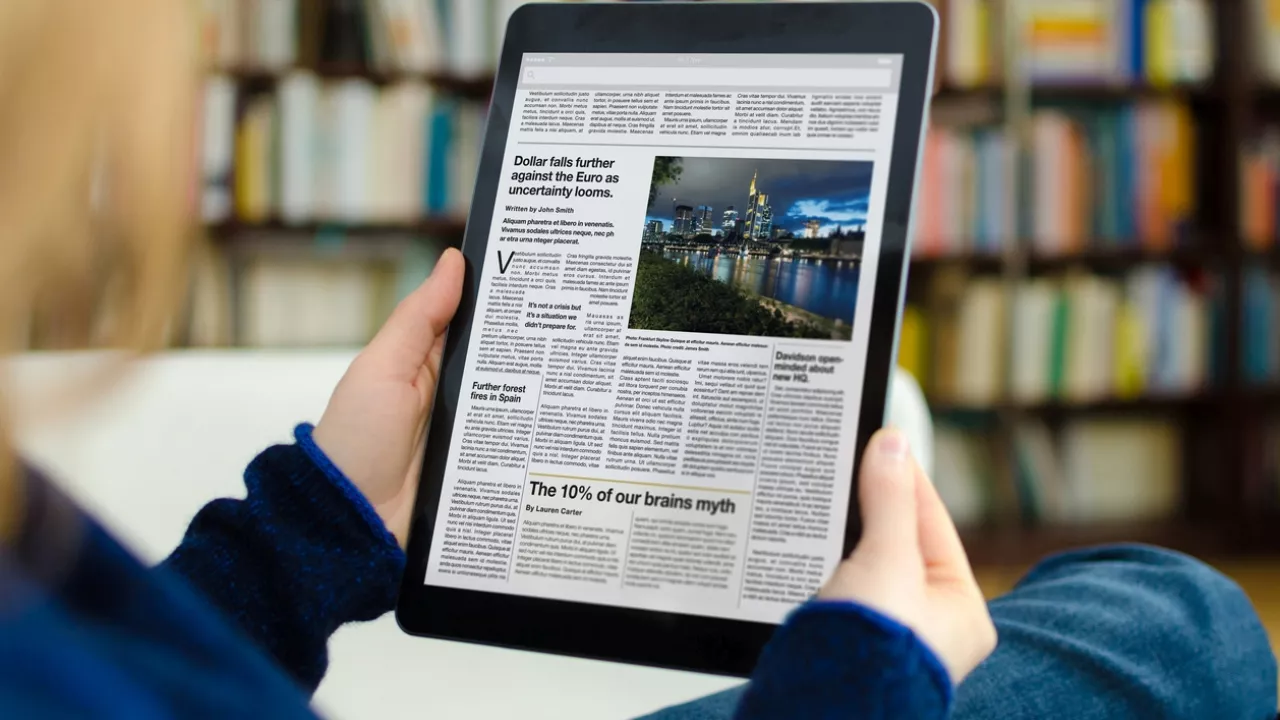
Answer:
[426,53,904,625]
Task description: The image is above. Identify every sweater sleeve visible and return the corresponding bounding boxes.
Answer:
[733,601,953,720]
[159,423,405,693]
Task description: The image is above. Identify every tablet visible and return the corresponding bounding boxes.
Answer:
[398,1,937,676]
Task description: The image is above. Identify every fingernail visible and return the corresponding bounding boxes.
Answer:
[877,429,909,461]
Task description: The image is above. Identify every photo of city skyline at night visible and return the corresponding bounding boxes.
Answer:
[629,156,872,341]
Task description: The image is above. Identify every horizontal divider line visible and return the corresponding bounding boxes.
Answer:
[527,471,752,495]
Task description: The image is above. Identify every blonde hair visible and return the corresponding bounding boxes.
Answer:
[0,0,198,538]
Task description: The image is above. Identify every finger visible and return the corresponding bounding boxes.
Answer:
[851,428,920,569]
[914,461,978,585]
[367,248,465,374]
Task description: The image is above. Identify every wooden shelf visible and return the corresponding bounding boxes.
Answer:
[934,84,1004,102]
[1251,86,1280,104]
[961,520,1226,566]
[929,393,1217,416]
[909,246,1215,274]
[933,82,1217,102]
[207,217,467,239]
[1026,245,1216,272]
[1238,385,1280,406]
[220,66,493,99]
[1030,82,1218,102]
[909,253,1005,273]
[1242,246,1280,268]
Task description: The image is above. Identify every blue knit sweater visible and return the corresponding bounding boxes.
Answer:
[0,425,952,718]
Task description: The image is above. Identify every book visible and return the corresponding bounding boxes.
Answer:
[932,425,993,526]
[199,0,298,69]
[279,72,320,224]
[1239,129,1280,250]
[201,75,237,223]
[953,278,1006,406]
[930,0,1003,89]
[897,306,929,386]
[1022,0,1214,85]
[1011,419,1068,522]
[1242,266,1280,384]
[1010,280,1057,403]
[233,95,275,222]
[1249,0,1280,83]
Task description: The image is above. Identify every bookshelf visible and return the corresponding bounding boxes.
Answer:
[1027,83,1220,102]
[901,0,1280,564]
[210,218,468,243]
[226,67,493,99]
[911,246,1219,274]
[190,0,1280,565]
[930,393,1218,417]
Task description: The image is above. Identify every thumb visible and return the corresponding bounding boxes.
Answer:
[366,248,465,374]
[851,429,920,569]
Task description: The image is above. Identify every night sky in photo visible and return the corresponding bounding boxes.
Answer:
[646,157,874,236]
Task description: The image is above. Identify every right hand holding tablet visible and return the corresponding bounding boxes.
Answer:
[819,429,997,685]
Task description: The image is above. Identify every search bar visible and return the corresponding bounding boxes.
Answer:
[522,66,893,89]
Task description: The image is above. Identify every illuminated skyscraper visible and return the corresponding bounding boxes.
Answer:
[673,205,694,237]
[723,206,738,233]
[805,219,821,238]
[745,170,761,240]
[759,202,773,241]
[642,219,663,244]
[694,205,714,235]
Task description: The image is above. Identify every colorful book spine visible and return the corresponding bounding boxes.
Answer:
[1240,130,1280,251]
[913,126,1016,257]
[1027,101,1193,252]
[1242,266,1280,384]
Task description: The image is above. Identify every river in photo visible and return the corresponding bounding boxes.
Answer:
[662,249,861,325]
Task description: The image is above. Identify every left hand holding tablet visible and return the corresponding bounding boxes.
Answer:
[313,248,465,547]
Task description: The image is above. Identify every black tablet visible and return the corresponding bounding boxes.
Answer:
[398,1,938,677]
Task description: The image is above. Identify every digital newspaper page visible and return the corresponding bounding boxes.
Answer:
[425,53,904,625]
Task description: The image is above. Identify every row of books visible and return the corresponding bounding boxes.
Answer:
[201,73,484,225]
[198,0,568,78]
[899,266,1213,407]
[936,418,1181,527]
[198,0,1219,87]
[1023,0,1214,86]
[1240,130,1280,251]
[913,102,1195,257]
[1243,266,1280,385]
[913,125,1016,257]
[1028,102,1194,255]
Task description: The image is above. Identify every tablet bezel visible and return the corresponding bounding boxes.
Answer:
[398,1,937,677]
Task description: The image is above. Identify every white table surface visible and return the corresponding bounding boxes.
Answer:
[5,351,931,720]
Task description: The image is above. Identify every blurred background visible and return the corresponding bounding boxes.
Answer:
[78,0,1280,644]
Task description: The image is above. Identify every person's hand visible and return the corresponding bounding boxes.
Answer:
[312,248,465,548]
[819,428,997,684]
